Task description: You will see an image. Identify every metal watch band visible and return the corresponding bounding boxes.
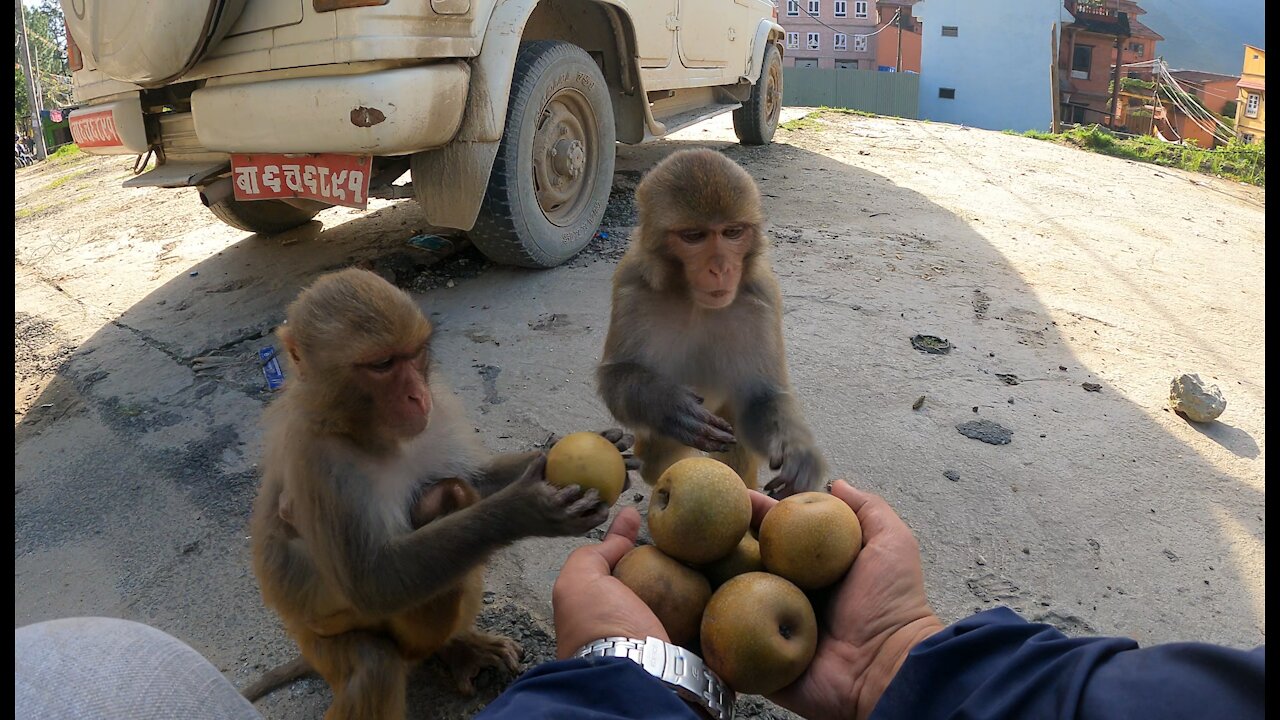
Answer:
[574,636,735,720]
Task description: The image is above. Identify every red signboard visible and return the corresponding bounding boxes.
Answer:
[69,109,123,148]
[230,153,374,211]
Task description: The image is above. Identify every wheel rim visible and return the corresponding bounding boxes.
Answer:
[531,88,598,227]
[765,59,782,127]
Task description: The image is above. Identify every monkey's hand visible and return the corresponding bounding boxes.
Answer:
[505,454,611,537]
[544,428,641,473]
[661,389,736,453]
[764,440,827,499]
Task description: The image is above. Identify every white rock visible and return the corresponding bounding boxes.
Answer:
[1169,373,1226,423]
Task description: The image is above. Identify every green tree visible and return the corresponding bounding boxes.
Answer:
[15,0,70,130]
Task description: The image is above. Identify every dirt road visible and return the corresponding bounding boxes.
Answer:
[15,110,1265,718]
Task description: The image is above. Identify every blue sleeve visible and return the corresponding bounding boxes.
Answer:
[871,606,1264,720]
[476,656,704,720]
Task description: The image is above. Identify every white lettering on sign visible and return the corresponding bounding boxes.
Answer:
[282,165,303,193]
[70,111,122,146]
[348,170,366,204]
[261,164,282,193]
[233,165,260,195]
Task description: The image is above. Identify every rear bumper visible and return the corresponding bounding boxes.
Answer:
[189,62,471,156]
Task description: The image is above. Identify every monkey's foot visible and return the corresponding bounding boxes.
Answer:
[438,631,522,696]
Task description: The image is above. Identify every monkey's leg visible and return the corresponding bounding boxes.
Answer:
[710,441,762,491]
[299,630,407,720]
[436,628,523,696]
[633,433,701,485]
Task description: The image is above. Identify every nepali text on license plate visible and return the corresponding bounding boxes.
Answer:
[230,153,373,210]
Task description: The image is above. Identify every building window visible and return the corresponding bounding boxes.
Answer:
[1072,45,1093,79]
[795,58,819,68]
[941,25,958,37]
[939,88,956,99]
[1128,41,1145,57]
[786,32,800,49]
[836,59,858,69]
[1245,93,1260,118]
[787,1,799,17]
[835,1,847,18]
[807,32,820,50]
[853,34,867,52]
[854,1,868,18]
[808,1,820,15]
[834,33,848,50]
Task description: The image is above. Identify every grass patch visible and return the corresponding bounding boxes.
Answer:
[48,144,86,165]
[16,202,56,219]
[1021,124,1265,186]
[43,170,89,191]
[781,106,881,131]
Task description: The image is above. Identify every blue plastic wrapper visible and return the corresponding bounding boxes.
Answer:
[260,346,285,390]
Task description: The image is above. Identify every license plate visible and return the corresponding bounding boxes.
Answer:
[69,108,124,149]
[230,153,373,210]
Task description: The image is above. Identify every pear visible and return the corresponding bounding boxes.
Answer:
[613,545,712,647]
[648,457,751,565]
[700,572,817,695]
[546,432,627,505]
[759,491,862,590]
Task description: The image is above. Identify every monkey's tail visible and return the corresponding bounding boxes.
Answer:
[242,656,316,702]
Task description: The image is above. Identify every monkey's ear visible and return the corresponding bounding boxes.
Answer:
[278,325,306,375]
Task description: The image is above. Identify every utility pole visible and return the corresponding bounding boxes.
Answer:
[1108,36,1123,130]
[16,0,49,160]
[895,7,903,72]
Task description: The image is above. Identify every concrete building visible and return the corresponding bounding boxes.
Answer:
[1059,0,1163,127]
[778,0,879,69]
[873,0,922,73]
[1155,70,1241,148]
[914,0,1072,132]
[1234,45,1265,145]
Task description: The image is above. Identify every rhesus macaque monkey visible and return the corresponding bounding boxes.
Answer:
[597,148,827,498]
[246,268,627,718]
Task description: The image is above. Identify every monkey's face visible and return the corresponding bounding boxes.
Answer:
[666,223,752,309]
[354,343,433,438]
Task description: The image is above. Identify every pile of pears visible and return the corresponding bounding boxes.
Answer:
[546,434,864,697]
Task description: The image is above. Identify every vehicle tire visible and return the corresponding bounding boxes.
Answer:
[733,42,784,146]
[469,40,616,269]
[204,196,323,235]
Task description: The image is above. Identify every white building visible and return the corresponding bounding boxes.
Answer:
[914,0,1073,132]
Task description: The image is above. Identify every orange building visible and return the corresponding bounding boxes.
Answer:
[1058,0,1162,127]
[874,1,921,73]
[1152,70,1241,148]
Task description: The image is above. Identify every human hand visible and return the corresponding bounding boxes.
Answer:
[752,480,945,720]
[551,507,670,659]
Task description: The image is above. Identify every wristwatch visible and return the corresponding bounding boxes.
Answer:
[573,636,735,720]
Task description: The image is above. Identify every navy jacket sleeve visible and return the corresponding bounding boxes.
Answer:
[871,606,1264,720]
[476,656,703,720]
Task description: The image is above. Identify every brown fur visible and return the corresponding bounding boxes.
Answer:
[598,149,827,497]
[246,269,610,717]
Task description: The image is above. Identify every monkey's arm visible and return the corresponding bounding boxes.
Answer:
[596,361,735,453]
[310,457,604,617]
[735,384,828,498]
[470,450,542,497]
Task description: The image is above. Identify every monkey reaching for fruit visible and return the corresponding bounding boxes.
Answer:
[597,148,828,498]
[245,268,626,718]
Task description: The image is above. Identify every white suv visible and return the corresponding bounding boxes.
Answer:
[62,0,785,268]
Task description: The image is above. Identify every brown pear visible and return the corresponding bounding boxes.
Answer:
[648,457,751,565]
[700,572,817,695]
[759,491,862,590]
[701,531,764,588]
[546,431,627,506]
[612,545,712,647]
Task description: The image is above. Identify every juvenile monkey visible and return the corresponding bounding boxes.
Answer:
[247,268,623,718]
[597,148,827,498]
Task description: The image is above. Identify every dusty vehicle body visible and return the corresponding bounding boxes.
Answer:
[61,0,785,267]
